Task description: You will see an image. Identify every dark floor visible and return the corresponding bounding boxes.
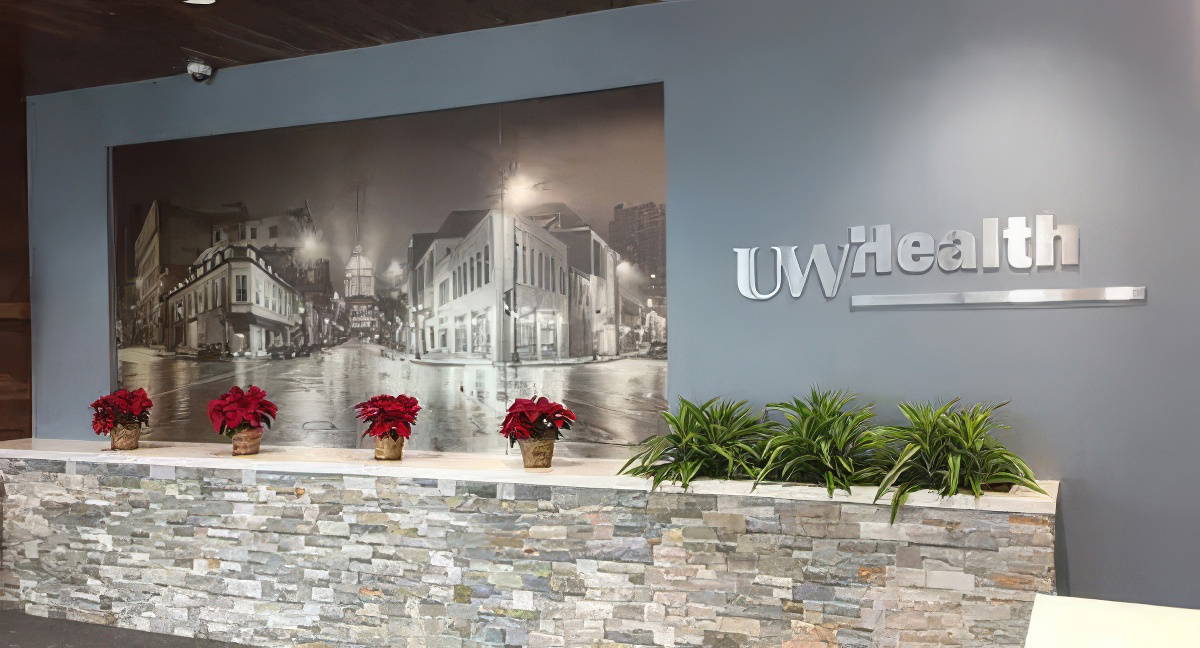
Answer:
[0,610,237,648]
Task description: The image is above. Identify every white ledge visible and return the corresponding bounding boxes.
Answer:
[0,439,1057,515]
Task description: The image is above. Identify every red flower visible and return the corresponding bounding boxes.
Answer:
[89,388,153,436]
[499,396,575,444]
[208,385,278,436]
[354,394,421,440]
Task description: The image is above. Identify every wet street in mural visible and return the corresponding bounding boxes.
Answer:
[118,340,667,458]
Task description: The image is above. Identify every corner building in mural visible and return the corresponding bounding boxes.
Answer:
[410,203,646,363]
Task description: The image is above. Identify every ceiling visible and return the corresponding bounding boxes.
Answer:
[0,0,659,96]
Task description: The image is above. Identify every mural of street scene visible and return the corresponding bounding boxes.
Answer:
[110,84,666,455]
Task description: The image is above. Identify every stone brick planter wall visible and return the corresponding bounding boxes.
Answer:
[0,452,1055,647]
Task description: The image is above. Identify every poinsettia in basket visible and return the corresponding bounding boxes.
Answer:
[354,394,421,461]
[207,386,277,456]
[90,388,153,450]
[500,396,576,470]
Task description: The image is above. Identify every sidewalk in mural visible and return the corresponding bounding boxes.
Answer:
[116,340,666,458]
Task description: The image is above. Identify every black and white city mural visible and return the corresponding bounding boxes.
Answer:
[110,84,666,456]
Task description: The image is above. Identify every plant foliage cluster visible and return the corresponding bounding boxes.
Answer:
[620,390,1045,521]
[619,398,773,490]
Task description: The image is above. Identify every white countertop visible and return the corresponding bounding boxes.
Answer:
[0,439,1057,514]
[1024,594,1200,647]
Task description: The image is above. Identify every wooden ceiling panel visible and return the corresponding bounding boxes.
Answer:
[0,0,660,95]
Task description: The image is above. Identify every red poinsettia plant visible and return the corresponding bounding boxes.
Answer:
[207,386,278,437]
[499,396,576,446]
[89,388,153,436]
[354,394,421,440]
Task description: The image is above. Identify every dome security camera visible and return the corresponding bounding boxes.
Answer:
[186,60,214,82]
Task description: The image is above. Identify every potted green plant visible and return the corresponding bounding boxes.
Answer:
[207,385,277,456]
[620,397,772,489]
[89,388,153,450]
[500,396,576,470]
[756,389,885,495]
[873,399,1046,520]
[354,394,421,460]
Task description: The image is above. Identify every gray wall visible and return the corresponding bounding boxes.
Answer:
[26,0,1200,608]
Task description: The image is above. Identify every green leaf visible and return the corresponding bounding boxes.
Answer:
[875,444,919,503]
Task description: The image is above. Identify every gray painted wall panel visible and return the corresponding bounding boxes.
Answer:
[26,0,1200,607]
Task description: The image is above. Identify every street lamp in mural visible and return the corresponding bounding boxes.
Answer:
[409,305,421,360]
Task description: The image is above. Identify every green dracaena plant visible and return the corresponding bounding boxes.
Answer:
[619,397,772,490]
[873,399,1046,522]
[755,388,886,496]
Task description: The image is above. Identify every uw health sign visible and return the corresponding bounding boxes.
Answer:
[734,214,1145,309]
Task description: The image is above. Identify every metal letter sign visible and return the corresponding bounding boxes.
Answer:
[735,214,1146,309]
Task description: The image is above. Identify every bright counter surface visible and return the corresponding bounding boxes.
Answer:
[0,438,1056,515]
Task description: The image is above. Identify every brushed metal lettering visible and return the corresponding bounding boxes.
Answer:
[849,224,892,275]
[982,218,1000,269]
[735,245,851,300]
[936,229,977,271]
[734,247,780,300]
[777,244,851,298]
[897,232,936,273]
[1035,213,1079,267]
[1004,216,1033,269]
[738,214,1114,305]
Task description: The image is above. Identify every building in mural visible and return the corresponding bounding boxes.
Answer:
[213,204,333,348]
[344,244,375,297]
[530,203,620,359]
[609,201,668,350]
[406,202,650,363]
[409,209,510,360]
[131,201,243,348]
[610,202,666,309]
[343,244,381,340]
[162,242,303,355]
[127,200,334,353]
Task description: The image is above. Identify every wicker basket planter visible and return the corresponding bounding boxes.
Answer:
[109,423,141,451]
[231,426,263,456]
[374,436,405,460]
[517,436,556,470]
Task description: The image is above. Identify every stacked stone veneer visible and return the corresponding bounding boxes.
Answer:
[0,457,1054,647]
